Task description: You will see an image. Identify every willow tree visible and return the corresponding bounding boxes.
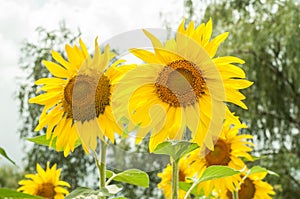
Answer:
[17,23,95,189]
[179,0,300,198]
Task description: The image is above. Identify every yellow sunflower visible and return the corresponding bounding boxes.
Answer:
[222,171,275,199]
[30,38,133,155]
[114,18,252,152]
[185,120,254,196]
[158,158,195,199]
[18,162,70,199]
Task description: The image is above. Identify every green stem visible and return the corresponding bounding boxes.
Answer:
[94,139,108,199]
[171,157,179,199]
[183,181,198,199]
[100,140,107,189]
[233,191,239,199]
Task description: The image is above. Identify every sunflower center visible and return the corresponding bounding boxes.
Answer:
[155,60,206,107]
[63,73,111,122]
[205,139,231,166]
[37,183,55,199]
[227,178,256,199]
[179,168,186,182]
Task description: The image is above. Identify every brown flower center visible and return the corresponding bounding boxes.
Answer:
[155,60,206,107]
[205,139,231,166]
[37,183,55,199]
[179,168,186,182]
[227,178,256,199]
[170,168,186,182]
[63,73,111,122]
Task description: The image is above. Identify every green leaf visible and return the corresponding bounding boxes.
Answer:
[65,187,111,199]
[0,188,43,199]
[0,147,15,165]
[153,141,199,160]
[247,165,268,175]
[106,170,115,179]
[248,166,279,177]
[197,166,240,183]
[183,166,241,198]
[109,169,149,188]
[179,182,198,195]
[26,135,81,151]
[111,197,127,199]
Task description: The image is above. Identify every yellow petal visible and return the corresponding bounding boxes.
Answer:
[143,29,163,49]
[42,60,70,78]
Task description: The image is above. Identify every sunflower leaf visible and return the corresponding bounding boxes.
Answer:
[153,141,199,160]
[0,147,16,165]
[26,135,81,151]
[184,166,241,198]
[107,169,149,188]
[248,166,279,177]
[0,188,43,199]
[106,170,115,178]
[179,182,198,195]
[197,165,240,183]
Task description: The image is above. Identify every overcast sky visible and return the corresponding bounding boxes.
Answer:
[0,0,185,166]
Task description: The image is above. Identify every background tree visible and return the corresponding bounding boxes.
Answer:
[0,164,24,189]
[16,22,96,189]
[170,0,300,198]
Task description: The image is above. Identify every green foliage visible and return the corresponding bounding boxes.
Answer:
[0,147,15,165]
[196,166,240,184]
[179,0,300,197]
[16,22,95,189]
[0,188,42,199]
[0,165,24,189]
[181,166,241,198]
[106,169,149,188]
[153,141,199,161]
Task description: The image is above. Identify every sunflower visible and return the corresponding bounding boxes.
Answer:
[114,18,252,152]
[18,162,70,199]
[158,158,195,199]
[185,120,254,196]
[222,171,275,199]
[30,38,133,155]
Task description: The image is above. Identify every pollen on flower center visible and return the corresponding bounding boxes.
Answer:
[155,60,206,107]
[205,139,231,166]
[227,178,256,199]
[37,183,55,198]
[63,73,111,122]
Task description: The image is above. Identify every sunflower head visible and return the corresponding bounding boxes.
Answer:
[223,171,275,199]
[29,38,133,155]
[185,120,254,196]
[18,162,70,199]
[114,18,252,152]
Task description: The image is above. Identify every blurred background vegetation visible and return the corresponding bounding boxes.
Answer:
[1,0,298,198]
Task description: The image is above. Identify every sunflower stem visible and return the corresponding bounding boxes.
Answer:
[94,139,107,199]
[183,181,198,199]
[100,140,107,190]
[233,191,239,199]
[171,157,179,199]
